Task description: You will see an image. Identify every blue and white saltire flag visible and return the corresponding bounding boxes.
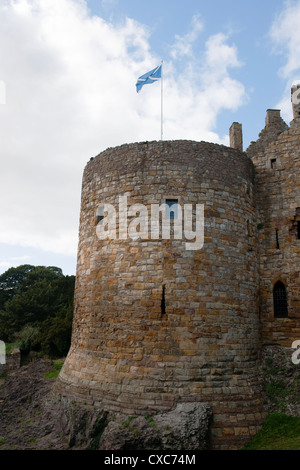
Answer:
[136,65,162,93]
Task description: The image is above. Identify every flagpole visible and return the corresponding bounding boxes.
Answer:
[161,60,163,141]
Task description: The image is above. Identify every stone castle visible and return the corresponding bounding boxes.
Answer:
[55,85,300,449]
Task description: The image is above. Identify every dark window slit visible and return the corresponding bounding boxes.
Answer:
[276,229,280,250]
[161,285,166,316]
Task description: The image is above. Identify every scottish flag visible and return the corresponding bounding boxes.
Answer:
[136,65,162,93]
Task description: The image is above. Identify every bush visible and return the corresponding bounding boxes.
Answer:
[17,326,40,353]
[35,305,73,357]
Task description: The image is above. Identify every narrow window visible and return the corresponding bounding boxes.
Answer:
[271,158,277,169]
[273,281,288,318]
[276,229,280,250]
[165,199,178,220]
[161,285,166,316]
[297,221,300,240]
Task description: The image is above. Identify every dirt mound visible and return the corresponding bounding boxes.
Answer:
[0,358,68,450]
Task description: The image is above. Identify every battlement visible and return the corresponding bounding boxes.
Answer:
[245,108,288,160]
[229,122,243,151]
[265,108,282,127]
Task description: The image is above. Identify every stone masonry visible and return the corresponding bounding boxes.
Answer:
[247,106,300,346]
[55,86,300,450]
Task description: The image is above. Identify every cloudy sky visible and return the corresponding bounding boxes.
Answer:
[0,0,300,275]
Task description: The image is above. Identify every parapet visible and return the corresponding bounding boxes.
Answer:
[246,109,288,159]
[229,122,243,151]
[265,109,282,127]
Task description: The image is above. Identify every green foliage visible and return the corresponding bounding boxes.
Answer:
[17,326,39,353]
[5,342,20,354]
[243,413,300,450]
[121,416,136,428]
[35,304,73,357]
[44,360,64,379]
[144,414,156,427]
[265,379,289,403]
[0,264,75,357]
[87,417,110,450]
[0,265,36,308]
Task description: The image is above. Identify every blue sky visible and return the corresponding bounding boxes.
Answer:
[92,0,295,144]
[0,0,299,276]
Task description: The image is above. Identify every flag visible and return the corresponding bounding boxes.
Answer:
[136,65,162,93]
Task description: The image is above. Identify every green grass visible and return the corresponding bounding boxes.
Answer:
[121,416,137,429]
[44,360,64,379]
[243,413,300,450]
[5,342,20,354]
[265,379,290,408]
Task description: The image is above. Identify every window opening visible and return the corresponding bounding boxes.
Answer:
[297,221,300,240]
[273,281,288,318]
[271,158,277,169]
[276,229,280,250]
[161,285,166,316]
[165,199,178,220]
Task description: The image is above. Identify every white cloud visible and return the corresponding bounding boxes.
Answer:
[170,14,204,60]
[269,0,300,121]
[0,0,247,261]
[204,33,242,74]
[0,255,31,271]
[166,31,246,141]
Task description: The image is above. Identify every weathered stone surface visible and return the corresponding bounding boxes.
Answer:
[247,106,300,346]
[99,403,212,450]
[54,139,267,449]
[54,86,300,450]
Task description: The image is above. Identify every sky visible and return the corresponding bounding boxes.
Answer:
[0,0,300,276]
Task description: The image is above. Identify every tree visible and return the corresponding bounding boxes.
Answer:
[0,264,75,356]
[0,264,36,310]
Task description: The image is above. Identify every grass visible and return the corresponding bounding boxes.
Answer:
[5,342,20,354]
[243,413,300,450]
[121,416,137,429]
[144,414,156,427]
[265,379,290,407]
[44,359,64,379]
[87,417,110,450]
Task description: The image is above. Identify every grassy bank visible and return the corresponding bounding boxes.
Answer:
[243,413,300,450]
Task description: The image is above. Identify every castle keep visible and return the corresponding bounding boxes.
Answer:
[55,86,300,449]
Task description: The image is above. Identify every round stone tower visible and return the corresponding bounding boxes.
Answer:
[56,140,266,449]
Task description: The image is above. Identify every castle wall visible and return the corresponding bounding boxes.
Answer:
[247,116,300,346]
[56,140,267,449]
